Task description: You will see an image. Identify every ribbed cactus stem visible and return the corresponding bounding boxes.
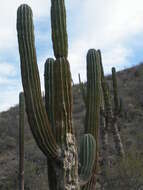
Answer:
[19,92,25,190]
[83,49,101,189]
[53,57,73,144]
[44,58,55,133]
[17,4,60,159]
[112,67,119,115]
[78,73,87,106]
[51,0,68,58]
[98,50,109,187]
[101,64,125,157]
[79,134,96,186]
[85,49,101,137]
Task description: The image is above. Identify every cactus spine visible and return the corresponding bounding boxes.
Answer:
[19,92,25,190]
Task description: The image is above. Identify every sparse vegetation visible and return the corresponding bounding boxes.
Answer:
[1,64,143,189]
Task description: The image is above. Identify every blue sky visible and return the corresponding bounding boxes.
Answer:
[1,0,143,111]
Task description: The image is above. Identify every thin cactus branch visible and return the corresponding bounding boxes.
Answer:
[112,67,119,115]
[19,92,25,190]
[78,73,87,106]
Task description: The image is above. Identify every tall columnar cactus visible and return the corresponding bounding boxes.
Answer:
[111,67,125,156]
[112,67,119,115]
[17,1,97,190]
[19,92,25,190]
[97,50,109,187]
[99,52,125,158]
[112,67,122,116]
[83,49,102,189]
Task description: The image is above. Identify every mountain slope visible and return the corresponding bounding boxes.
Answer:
[0,63,143,189]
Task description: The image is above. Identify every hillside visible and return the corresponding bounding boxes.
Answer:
[1,64,143,189]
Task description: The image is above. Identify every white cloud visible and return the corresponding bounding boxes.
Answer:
[67,0,143,82]
[0,0,50,50]
[1,0,143,110]
[0,63,16,77]
[0,88,21,111]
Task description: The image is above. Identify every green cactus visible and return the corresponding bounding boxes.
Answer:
[112,67,123,116]
[44,58,55,132]
[98,52,125,158]
[83,49,102,189]
[79,134,96,185]
[97,50,110,188]
[17,1,98,189]
[85,49,101,137]
[78,73,87,106]
[112,67,119,115]
[19,92,25,190]
[51,0,68,58]
[17,4,60,159]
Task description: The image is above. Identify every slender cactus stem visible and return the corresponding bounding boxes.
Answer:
[19,92,25,190]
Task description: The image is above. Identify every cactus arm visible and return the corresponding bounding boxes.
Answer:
[97,49,104,78]
[85,49,101,137]
[78,73,87,106]
[44,58,55,133]
[112,67,119,115]
[19,92,25,190]
[17,4,60,159]
[51,0,68,58]
[79,134,96,186]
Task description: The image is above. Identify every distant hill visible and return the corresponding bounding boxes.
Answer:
[1,63,143,189]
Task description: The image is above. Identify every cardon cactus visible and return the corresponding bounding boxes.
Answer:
[19,92,25,190]
[17,1,97,189]
[83,49,102,189]
[99,52,125,158]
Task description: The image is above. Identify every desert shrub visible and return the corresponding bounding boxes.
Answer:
[105,151,143,190]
